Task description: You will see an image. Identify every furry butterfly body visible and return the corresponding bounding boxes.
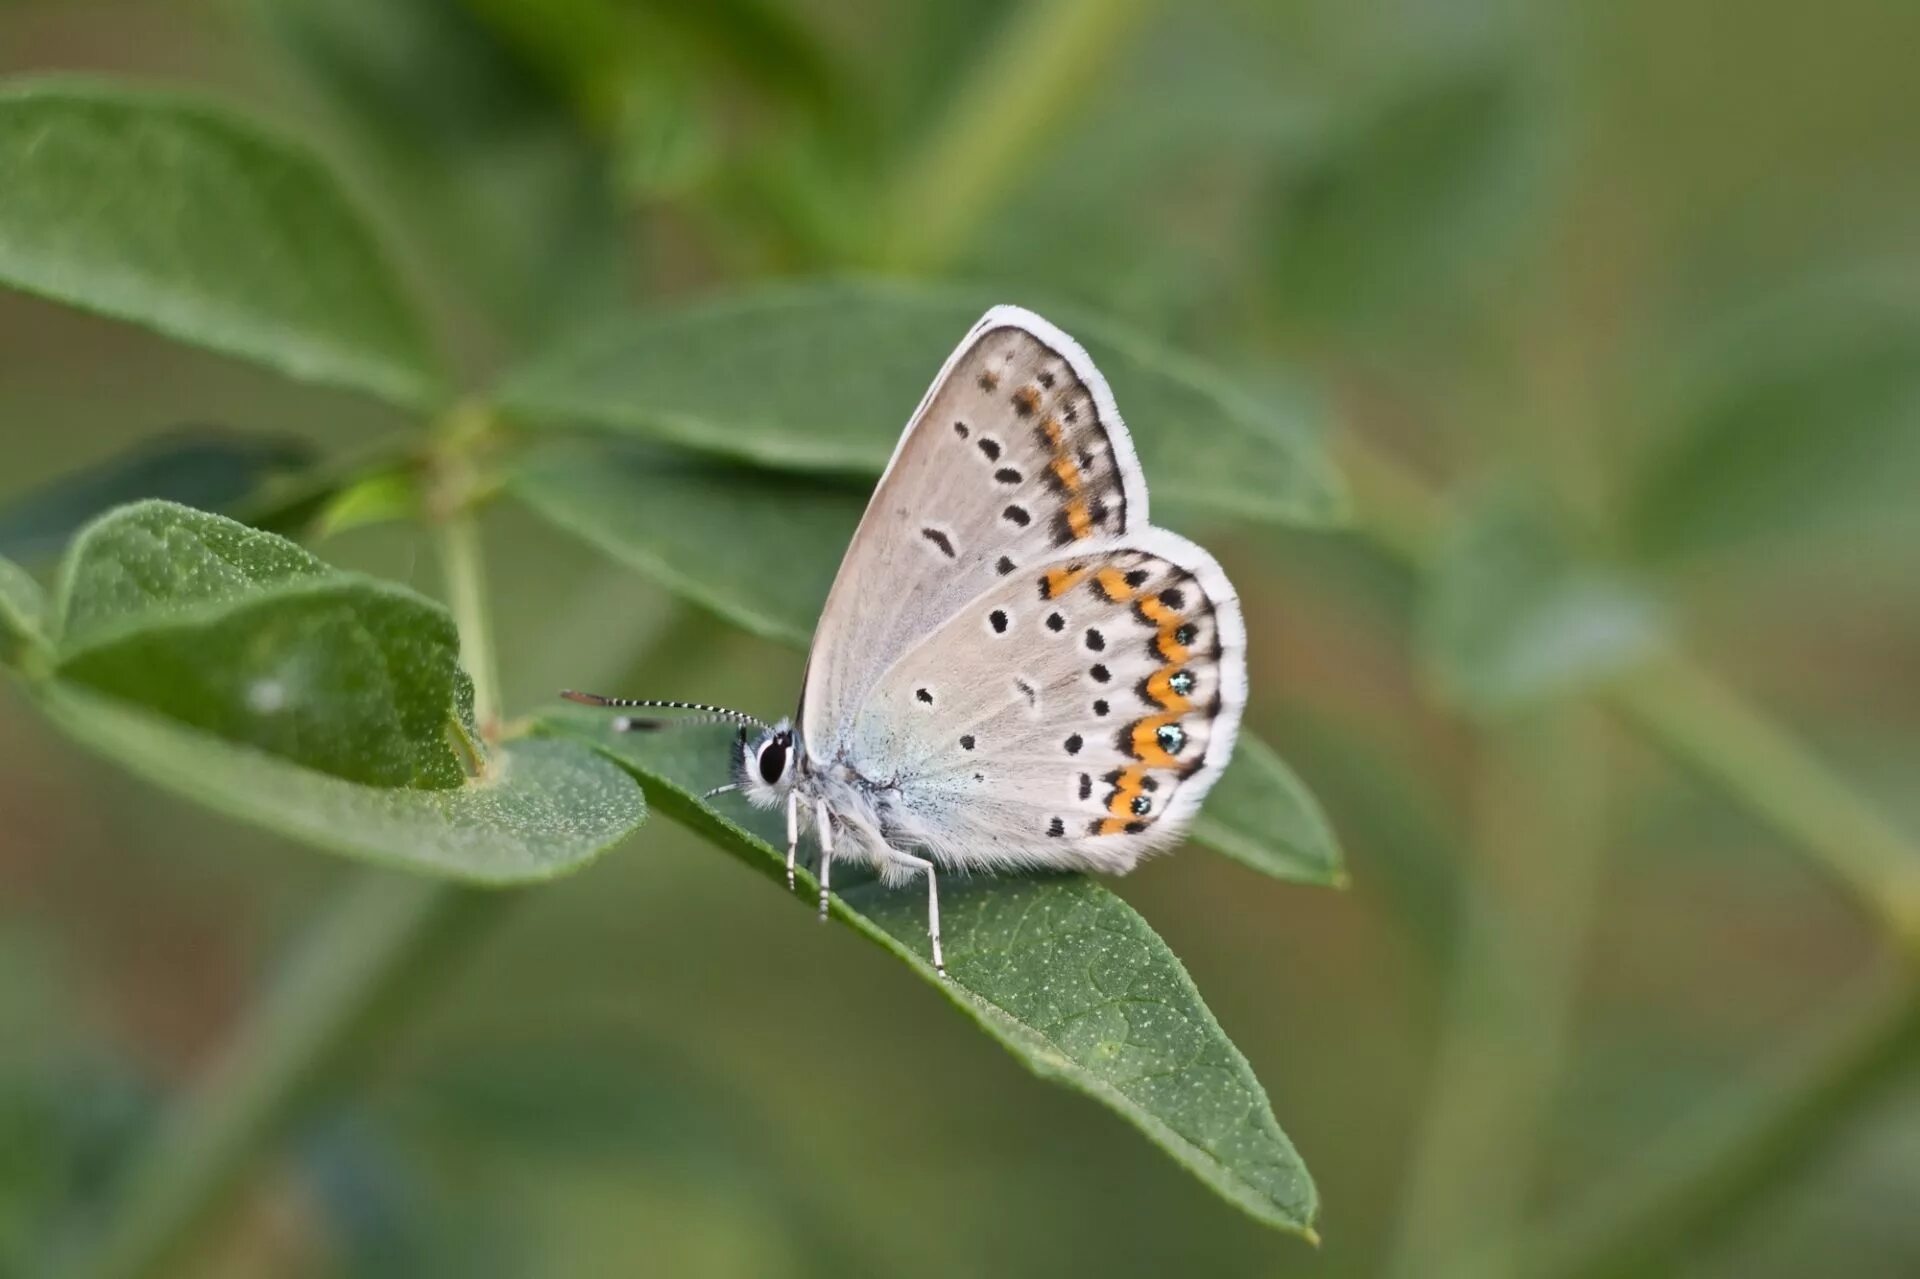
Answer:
[568,307,1246,976]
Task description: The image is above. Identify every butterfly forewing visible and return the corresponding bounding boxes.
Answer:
[800,308,1149,756]
[842,529,1246,874]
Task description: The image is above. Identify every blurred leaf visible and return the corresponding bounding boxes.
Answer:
[313,468,419,539]
[0,79,442,406]
[1627,285,1920,567]
[38,684,642,883]
[510,441,855,648]
[498,279,1347,527]
[511,441,1343,883]
[1266,54,1549,329]
[0,555,45,666]
[1421,487,1666,712]
[537,712,1320,1239]
[258,0,630,341]
[1192,733,1344,886]
[0,430,315,563]
[50,501,472,788]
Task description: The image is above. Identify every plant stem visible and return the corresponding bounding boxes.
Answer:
[60,873,492,1279]
[437,511,501,733]
[879,0,1153,272]
[1387,708,1611,1278]
[1608,657,1920,949]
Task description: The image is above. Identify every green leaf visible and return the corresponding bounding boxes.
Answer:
[0,555,46,667]
[498,278,1347,527]
[1192,734,1344,887]
[1266,55,1551,329]
[49,501,470,788]
[538,711,1319,1238]
[258,0,631,342]
[511,442,1343,882]
[39,683,641,883]
[1420,486,1666,712]
[1626,283,1920,568]
[0,430,315,563]
[510,442,854,648]
[0,78,441,406]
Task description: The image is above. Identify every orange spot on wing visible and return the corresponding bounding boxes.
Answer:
[1143,669,1194,713]
[1129,712,1184,768]
[1065,497,1093,539]
[1095,567,1136,602]
[1106,764,1150,816]
[1096,817,1133,837]
[1044,564,1092,598]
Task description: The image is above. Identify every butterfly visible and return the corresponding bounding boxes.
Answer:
[565,307,1246,977]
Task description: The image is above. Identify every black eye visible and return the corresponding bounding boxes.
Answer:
[758,733,790,785]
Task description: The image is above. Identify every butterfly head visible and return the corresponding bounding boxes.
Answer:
[735,719,799,809]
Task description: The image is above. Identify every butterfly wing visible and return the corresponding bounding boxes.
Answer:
[840,529,1246,874]
[799,306,1149,758]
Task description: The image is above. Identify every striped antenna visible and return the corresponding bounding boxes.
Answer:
[560,690,772,734]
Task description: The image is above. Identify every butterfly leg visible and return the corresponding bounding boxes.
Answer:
[813,797,834,921]
[785,789,801,893]
[879,847,945,978]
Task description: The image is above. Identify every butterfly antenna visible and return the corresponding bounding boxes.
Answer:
[560,691,772,734]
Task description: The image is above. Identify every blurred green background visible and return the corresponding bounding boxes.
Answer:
[3,0,1919,1276]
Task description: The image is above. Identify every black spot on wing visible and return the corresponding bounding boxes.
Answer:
[989,609,1008,634]
[1047,817,1065,837]
[1084,628,1105,652]
[915,687,933,705]
[994,467,1022,485]
[1090,663,1111,683]
[920,527,956,558]
[977,437,1002,461]
[996,555,1016,576]
[959,734,975,750]
[953,420,970,438]
[1002,504,1031,527]
[1064,733,1083,755]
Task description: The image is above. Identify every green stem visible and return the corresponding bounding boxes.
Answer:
[437,512,501,732]
[1607,657,1920,948]
[879,0,1153,272]
[61,873,492,1279]
[1387,709,1611,1278]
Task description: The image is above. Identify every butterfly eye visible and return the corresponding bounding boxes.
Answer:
[758,733,791,785]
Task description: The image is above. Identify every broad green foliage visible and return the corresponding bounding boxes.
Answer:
[259,0,630,340]
[512,442,1345,885]
[511,441,858,648]
[51,502,472,788]
[0,431,314,563]
[540,711,1320,1238]
[0,79,441,406]
[39,685,642,883]
[7,502,644,881]
[0,555,45,665]
[1267,54,1549,329]
[1627,285,1920,568]
[1421,486,1666,712]
[499,279,1347,526]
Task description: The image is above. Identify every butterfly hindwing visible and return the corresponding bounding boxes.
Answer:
[842,529,1246,874]
[800,307,1149,756]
